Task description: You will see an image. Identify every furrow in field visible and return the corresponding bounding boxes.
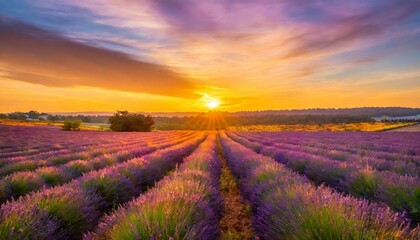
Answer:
[217,134,256,239]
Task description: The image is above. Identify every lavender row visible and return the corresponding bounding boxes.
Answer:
[258,131,420,154]
[227,132,420,224]
[0,132,192,177]
[0,132,198,203]
[219,132,419,239]
[238,131,420,164]
[0,134,206,239]
[0,125,183,159]
[1,139,135,165]
[86,133,222,240]
[235,132,420,176]
[5,131,192,162]
[0,125,114,158]
[242,131,420,162]
[0,131,190,166]
[1,138,123,162]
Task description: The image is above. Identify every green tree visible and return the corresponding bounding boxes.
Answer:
[108,111,154,132]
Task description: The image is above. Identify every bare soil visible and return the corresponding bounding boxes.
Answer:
[386,123,420,132]
[217,136,257,240]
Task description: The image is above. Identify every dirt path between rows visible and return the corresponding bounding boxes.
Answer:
[217,136,257,240]
[386,123,420,132]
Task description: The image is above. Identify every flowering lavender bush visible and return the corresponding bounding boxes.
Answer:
[227,132,420,224]
[220,132,419,239]
[0,132,197,202]
[0,134,206,239]
[0,130,194,177]
[86,134,222,240]
[235,131,420,176]
[1,125,418,239]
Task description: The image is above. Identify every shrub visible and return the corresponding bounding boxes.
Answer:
[0,173,43,201]
[62,119,81,131]
[349,168,378,199]
[38,167,68,186]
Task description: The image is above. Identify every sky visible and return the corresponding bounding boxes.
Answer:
[0,0,420,112]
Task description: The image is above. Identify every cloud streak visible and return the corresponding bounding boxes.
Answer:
[0,18,197,99]
[0,0,419,110]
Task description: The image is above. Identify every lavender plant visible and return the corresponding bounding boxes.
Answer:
[86,134,222,240]
[219,132,418,239]
[0,134,206,239]
[227,132,420,224]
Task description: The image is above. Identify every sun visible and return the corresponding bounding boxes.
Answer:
[206,99,220,109]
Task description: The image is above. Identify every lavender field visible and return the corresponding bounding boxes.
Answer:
[0,125,419,239]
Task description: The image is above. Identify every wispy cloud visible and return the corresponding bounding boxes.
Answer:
[0,0,419,110]
[0,18,197,99]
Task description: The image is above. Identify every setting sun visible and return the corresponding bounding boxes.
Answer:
[206,99,220,109]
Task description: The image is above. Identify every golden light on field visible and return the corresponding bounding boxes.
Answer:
[206,99,220,109]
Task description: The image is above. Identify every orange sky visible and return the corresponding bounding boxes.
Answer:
[1,1,419,112]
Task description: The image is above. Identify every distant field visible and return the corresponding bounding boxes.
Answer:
[2,119,417,133]
[0,119,110,131]
[227,122,417,132]
[0,125,418,239]
[387,123,420,132]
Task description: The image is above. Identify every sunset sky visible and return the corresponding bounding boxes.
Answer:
[1,0,420,112]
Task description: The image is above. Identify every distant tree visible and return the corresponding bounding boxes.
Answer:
[27,110,40,119]
[78,115,91,123]
[62,119,82,131]
[108,111,154,132]
[8,112,27,120]
[47,115,60,121]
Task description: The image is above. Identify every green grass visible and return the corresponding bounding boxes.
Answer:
[350,169,378,199]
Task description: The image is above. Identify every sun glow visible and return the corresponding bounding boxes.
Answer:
[206,99,220,109]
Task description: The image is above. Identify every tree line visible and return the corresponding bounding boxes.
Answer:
[2,109,418,131]
[153,113,377,130]
[0,111,109,123]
